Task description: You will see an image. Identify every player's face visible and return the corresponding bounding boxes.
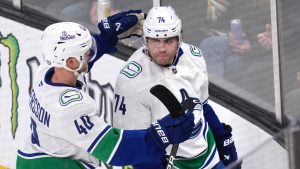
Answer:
[147,37,179,66]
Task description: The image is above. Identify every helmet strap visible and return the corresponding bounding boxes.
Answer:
[64,59,86,77]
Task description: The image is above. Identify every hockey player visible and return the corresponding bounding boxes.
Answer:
[113,6,240,169]
[16,10,196,169]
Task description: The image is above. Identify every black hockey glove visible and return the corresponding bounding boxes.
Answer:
[215,123,241,169]
[98,9,145,43]
[148,111,195,149]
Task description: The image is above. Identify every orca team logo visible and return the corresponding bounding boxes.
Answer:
[120,61,142,78]
[179,88,203,139]
[59,89,83,106]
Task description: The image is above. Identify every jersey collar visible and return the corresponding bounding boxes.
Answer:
[44,68,83,89]
[172,47,183,66]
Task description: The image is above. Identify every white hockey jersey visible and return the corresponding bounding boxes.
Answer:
[113,43,220,168]
[17,65,167,169]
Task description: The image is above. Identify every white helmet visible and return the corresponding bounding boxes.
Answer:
[41,22,97,73]
[143,6,182,44]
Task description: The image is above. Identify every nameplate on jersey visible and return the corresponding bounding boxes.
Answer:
[59,89,83,106]
[120,61,142,78]
[189,45,202,57]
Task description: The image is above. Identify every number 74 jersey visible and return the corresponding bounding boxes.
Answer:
[113,43,220,169]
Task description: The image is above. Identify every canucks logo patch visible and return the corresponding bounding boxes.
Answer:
[59,89,83,106]
[189,45,202,57]
[120,61,142,78]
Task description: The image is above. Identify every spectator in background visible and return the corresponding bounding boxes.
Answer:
[45,0,114,26]
[89,0,99,26]
[43,0,95,25]
[199,0,272,85]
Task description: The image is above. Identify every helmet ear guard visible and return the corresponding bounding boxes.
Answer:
[41,22,96,73]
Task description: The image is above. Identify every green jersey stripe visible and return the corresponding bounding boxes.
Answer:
[106,130,124,163]
[91,128,122,163]
[16,155,88,169]
[174,127,216,169]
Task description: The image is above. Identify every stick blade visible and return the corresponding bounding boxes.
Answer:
[150,85,182,117]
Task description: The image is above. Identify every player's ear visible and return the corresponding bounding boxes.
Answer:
[66,57,79,70]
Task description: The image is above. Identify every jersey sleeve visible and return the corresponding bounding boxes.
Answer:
[113,73,152,129]
[52,102,163,166]
[197,55,209,103]
[88,34,118,71]
[184,43,209,103]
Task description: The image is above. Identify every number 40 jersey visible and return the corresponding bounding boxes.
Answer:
[17,65,166,169]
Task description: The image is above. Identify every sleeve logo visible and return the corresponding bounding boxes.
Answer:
[59,89,83,106]
[120,61,142,78]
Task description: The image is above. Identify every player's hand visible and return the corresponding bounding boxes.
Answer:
[97,9,146,42]
[148,111,195,149]
[215,123,241,168]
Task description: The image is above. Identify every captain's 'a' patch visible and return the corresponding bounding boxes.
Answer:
[120,61,142,78]
[189,45,202,57]
[59,89,83,106]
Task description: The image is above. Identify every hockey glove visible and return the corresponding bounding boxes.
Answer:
[148,111,195,150]
[202,104,240,168]
[98,9,145,43]
[215,123,241,168]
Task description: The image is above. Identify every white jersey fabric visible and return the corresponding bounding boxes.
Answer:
[17,65,169,169]
[113,43,220,168]
[18,65,100,167]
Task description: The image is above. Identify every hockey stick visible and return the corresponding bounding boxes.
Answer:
[150,84,182,169]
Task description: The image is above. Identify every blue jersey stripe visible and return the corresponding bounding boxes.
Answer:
[18,150,47,157]
[203,121,208,140]
[80,161,96,169]
[201,145,217,169]
[190,119,203,139]
[87,125,111,152]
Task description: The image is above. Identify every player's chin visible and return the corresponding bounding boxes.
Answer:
[156,58,172,66]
